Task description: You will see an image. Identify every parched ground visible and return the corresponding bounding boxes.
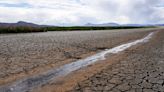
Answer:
[0,28,156,85]
[71,30,164,92]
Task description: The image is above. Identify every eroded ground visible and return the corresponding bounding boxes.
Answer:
[0,28,161,90]
[71,30,164,92]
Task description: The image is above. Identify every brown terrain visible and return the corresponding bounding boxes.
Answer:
[70,30,164,92]
[0,28,163,92]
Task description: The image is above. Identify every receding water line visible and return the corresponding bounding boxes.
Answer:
[0,32,155,92]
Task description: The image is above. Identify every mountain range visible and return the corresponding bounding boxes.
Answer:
[0,21,163,27]
[0,21,49,28]
[85,23,120,27]
[85,23,164,27]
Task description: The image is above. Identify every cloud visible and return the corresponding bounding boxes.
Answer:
[0,0,164,25]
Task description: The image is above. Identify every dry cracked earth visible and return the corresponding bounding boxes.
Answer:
[0,28,163,92]
[71,30,164,92]
[0,29,155,85]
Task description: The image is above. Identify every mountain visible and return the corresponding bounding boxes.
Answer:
[85,23,164,27]
[0,21,48,28]
[85,23,120,27]
[0,21,163,28]
[155,24,164,26]
[16,21,40,27]
[122,23,164,27]
[122,24,146,27]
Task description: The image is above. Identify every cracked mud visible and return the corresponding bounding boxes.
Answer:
[0,29,155,86]
[71,30,164,92]
[0,28,163,92]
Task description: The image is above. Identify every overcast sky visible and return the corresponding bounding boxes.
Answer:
[0,0,164,26]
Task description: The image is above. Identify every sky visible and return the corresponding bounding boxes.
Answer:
[0,0,164,26]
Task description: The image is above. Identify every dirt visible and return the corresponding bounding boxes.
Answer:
[70,30,164,92]
[32,29,162,92]
[0,28,160,90]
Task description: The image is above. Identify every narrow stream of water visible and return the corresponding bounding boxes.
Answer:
[0,32,155,92]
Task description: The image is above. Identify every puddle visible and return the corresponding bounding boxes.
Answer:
[0,32,155,92]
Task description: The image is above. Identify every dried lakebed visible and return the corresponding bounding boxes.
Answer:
[0,32,155,92]
[72,30,164,92]
[0,29,155,85]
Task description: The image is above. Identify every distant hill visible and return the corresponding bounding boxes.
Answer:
[85,23,150,27]
[124,24,164,27]
[85,23,164,27]
[155,24,164,26]
[0,21,50,28]
[118,23,164,27]
[85,23,120,27]
[0,21,163,28]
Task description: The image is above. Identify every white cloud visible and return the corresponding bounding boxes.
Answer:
[0,0,164,25]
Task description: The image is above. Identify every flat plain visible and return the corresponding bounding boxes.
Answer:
[0,28,163,92]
